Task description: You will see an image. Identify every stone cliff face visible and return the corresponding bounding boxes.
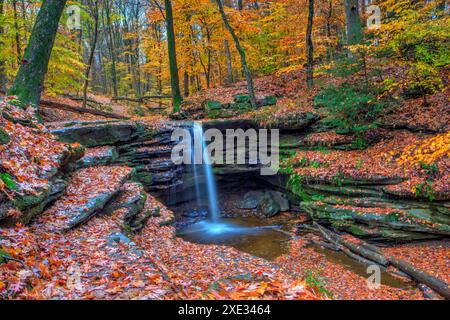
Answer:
[51,120,187,194]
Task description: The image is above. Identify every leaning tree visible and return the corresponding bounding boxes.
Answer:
[8,0,68,110]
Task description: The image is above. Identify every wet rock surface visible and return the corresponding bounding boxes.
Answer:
[238,190,290,217]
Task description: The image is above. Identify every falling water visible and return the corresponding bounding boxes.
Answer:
[193,122,220,222]
[180,123,279,242]
[191,126,202,208]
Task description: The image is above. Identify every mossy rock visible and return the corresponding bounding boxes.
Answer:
[233,94,250,104]
[301,200,450,240]
[203,100,222,111]
[258,96,277,107]
[207,109,235,119]
[136,172,154,185]
[229,102,253,110]
[0,248,11,263]
[0,127,10,145]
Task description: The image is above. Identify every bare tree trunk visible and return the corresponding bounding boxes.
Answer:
[12,0,22,64]
[8,0,68,109]
[0,0,6,92]
[216,0,256,107]
[164,0,183,112]
[83,1,100,109]
[345,0,363,45]
[105,0,118,97]
[224,39,234,85]
[184,72,189,97]
[237,0,243,10]
[306,0,315,88]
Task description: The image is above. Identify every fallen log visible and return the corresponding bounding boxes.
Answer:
[389,257,450,299]
[313,223,377,265]
[308,222,450,299]
[111,95,171,103]
[313,222,389,266]
[307,239,341,252]
[61,94,103,106]
[40,99,129,120]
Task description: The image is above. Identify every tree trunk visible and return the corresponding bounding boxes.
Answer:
[164,0,183,112]
[216,0,256,107]
[345,0,363,45]
[184,72,189,97]
[12,0,22,64]
[224,39,234,85]
[8,0,68,109]
[306,0,315,88]
[389,257,450,299]
[238,0,243,10]
[105,0,118,97]
[82,2,100,109]
[0,0,6,92]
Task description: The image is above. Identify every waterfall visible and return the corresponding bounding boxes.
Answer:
[192,122,220,222]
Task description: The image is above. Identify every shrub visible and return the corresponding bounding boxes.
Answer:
[314,83,388,135]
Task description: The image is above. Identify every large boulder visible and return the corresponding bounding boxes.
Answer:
[238,190,266,209]
[238,190,290,217]
[257,195,281,217]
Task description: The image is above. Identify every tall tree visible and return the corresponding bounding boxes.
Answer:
[237,0,243,11]
[0,0,6,92]
[216,0,256,107]
[12,0,22,64]
[345,0,363,44]
[306,0,315,88]
[82,0,101,108]
[8,0,68,108]
[104,0,118,97]
[224,39,234,85]
[164,0,183,112]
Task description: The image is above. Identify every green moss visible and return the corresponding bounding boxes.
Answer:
[14,193,47,211]
[204,100,222,111]
[0,127,10,144]
[0,248,12,263]
[348,224,370,236]
[233,94,250,103]
[137,172,153,185]
[159,218,174,227]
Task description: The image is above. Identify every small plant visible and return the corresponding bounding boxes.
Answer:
[304,270,333,299]
[419,162,439,176]
[414,181,436,202]
[0,173,18,191]
[355,158,364,170]
[332,173,344,187]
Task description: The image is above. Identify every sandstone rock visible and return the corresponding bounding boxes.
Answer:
[238,190,266,209]
[258,195,281,217]
[238,190,290,217]
[52,121,140,147]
